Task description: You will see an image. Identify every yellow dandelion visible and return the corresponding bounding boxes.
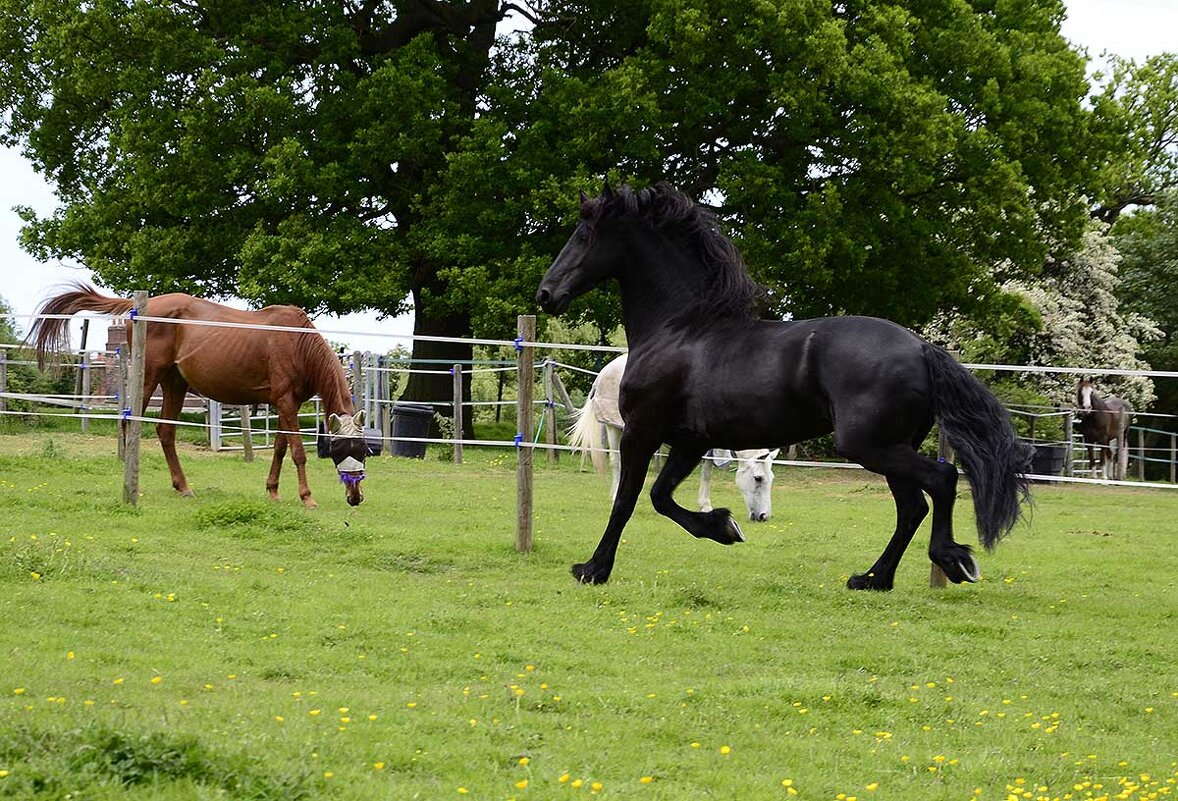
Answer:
[515,779,528,790]
[274,716,284,723]
[13,689,25,696]
[559,773,570,783]
[867,783,879,792]
[67,651,75,660]
[720,745,732,755]
[458,789,468,795]
[591,781,604,792]
[374,762,385,770]
[0,770,8,778]
[640,775,654,784]
[518,756,530,766]
[151,676,162,685]
[572,779,584,788]
[112,678,124,685]
[309,709,322,716]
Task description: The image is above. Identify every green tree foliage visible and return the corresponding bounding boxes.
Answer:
[1111,189,1178,420]
[1090,54,1178,224]
[0,0,1102,417]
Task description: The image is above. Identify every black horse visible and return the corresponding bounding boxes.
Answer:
[536,182,1033,589]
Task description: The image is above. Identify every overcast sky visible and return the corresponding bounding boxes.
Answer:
[2,0,1174,350]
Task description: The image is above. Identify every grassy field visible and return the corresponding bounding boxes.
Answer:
[1,430,1176,800]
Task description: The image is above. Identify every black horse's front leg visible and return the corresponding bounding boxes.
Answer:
[573,429,658,584]
[650,445,745,544]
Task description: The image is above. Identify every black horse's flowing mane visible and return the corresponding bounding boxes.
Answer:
[581,182,762,323]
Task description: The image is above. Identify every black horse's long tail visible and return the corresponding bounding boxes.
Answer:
[924,344,1034,550]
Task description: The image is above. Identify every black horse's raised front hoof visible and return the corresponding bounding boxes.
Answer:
[697,509,745,545]
[572,561,612,585]
[847,571,894,591]
[929,542,980,584]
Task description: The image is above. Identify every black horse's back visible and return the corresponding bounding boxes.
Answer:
[923,344,1034,548]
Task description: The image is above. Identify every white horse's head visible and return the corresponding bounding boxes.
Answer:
[733,449,780,522]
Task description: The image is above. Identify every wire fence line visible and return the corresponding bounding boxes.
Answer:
[2,309,1176,489]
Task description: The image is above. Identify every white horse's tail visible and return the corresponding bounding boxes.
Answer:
[568,394,608,475]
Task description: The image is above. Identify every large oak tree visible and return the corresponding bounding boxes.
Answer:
[1,0,1103,423]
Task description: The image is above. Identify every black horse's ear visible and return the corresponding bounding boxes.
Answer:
[601,181,614,200]
[579,189,588,204]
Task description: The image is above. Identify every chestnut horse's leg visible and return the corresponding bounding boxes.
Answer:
[650,445,744,545]
[573,426,659,584]
[266,431,288,501]
[152,370,195,498]
[274,398,317,508]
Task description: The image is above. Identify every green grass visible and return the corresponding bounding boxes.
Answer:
[1,431,1176,800]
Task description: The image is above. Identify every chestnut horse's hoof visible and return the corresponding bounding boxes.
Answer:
[572,562,611,584]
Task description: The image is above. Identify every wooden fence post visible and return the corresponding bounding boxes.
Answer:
[239,405,254,462]
[123,292,148,505]
[543,359,558,462]
[1064,411,1074,477]
[208,400,222,451]
[930,351,960,588]
[452,363,464,465]
[80,350,91,434]
[378,356,392,457]
[352,350,363,409]
[74,318,90,431]
[516,315,535,552]
[0,346,7,414]
[116,346,127,461]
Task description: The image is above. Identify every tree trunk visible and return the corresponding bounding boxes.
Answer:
[399,289,475,440]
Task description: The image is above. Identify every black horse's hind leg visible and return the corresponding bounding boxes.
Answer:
[847,475,927,591]
[650,445,745,545]
[573,428,659,585]
[840,442,976,590]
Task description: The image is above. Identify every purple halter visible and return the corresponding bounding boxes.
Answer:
[338,471,365,486]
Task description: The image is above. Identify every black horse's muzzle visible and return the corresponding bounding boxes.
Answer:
[535,287,569,314]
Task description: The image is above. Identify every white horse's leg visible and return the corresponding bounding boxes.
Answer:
[698,454,713,512]
[606,424,622,502]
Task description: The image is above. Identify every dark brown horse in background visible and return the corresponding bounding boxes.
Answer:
[29,284,369,507]
[1076,378,1133,480]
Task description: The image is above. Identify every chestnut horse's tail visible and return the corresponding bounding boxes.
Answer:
[924,344,1035,550]
[27,283,135,369]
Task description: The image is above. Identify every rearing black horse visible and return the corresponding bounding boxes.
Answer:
[536,182,1033,589]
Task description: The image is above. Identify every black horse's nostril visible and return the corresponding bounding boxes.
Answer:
[536,288,550,306]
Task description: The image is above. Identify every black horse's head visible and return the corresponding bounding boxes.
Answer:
[535,183,629,314]
[327,410,367,506]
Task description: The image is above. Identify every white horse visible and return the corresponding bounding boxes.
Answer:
[569,353,781,521]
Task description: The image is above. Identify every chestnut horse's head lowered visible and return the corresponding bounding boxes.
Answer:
[327,410,368,506]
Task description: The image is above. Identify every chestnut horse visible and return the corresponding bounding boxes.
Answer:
[29,284,368,507]
[1076,378,1133,480]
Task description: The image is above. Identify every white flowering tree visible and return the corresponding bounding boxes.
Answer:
[926,221,1160,431]
[1005,222,1160,410]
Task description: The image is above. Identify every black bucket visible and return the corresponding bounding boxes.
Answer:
[391,403,434,458]
[1030,443,1065,476]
